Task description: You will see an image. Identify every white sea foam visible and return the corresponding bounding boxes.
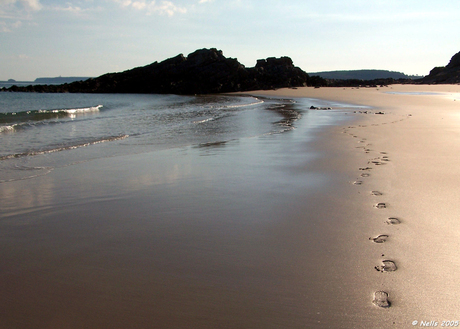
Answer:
[221,98,264,109]
[193,118,214,124]
[0,124,16,133]
[40,104,103,115]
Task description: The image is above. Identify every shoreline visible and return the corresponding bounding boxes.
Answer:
[1,85,460,327]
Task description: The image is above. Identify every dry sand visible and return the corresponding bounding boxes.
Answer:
[245,84,460,326]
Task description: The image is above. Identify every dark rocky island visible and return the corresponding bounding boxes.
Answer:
[420,51,460,84]
[3,48,325,94]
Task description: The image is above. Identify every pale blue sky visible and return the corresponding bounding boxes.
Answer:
[1,0,459,81]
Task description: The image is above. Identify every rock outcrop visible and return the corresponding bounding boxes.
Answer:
[4,48,325,94]
[420,51,460,84]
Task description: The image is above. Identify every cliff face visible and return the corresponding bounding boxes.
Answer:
[5,48,323,94]
[421,51,460,84]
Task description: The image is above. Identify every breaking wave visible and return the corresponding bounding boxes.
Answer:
[0,105,102,132]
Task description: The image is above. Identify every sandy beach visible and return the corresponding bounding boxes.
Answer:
[1,84,460,328]
[246,84,460,326]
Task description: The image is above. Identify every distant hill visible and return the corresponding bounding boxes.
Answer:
[420,51,460,84]
[309,70,420,80]
[0,77,92,88]
[0,80,35,88]
[34,77,92,84]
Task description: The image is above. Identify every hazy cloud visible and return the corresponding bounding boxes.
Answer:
[0,0,40,33]
[0,0,15,6]
[0,20,10,31]
[22,0,41,11]
[0,0,41,22]
[0,0,42,11]
[49,4,99,16]
[113,0,186,16]
[150,1,186,16]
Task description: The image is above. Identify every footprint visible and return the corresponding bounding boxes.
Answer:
[370,235,388,243]
[359,167,373,171]
[371,191,383,196]
[361,173,370,177]
[386,217,401,225]
[374,202,387,209]
[373,291,391,308]
[375,260,397,272]
[353,180,363,185]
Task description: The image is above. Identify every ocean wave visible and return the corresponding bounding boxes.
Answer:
[193,117,214,124]
[0,123,18,133]
[197,97,264,110]
[0,134,128,161]
[220,98,264,109]
[0,104,103,125]
[1,119,71,134]
[40,104,102,115]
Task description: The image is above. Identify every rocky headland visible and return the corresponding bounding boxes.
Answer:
[420,51,460,84]
[3,48,325,94]
[5,49,460,94]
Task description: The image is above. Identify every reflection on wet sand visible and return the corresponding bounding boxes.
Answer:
[0,100,359,328]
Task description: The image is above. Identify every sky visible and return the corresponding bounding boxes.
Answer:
[1,0,459,81]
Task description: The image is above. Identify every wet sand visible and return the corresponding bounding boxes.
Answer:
[1,85,460,328]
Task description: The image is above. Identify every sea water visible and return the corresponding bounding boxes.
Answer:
[0,92,363,183]
[0,91,370,328]
[0,93,303,182]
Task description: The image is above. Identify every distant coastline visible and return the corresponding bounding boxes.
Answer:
[0,77,91,88]
[308,69,421,80]
[2,49,459,94]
